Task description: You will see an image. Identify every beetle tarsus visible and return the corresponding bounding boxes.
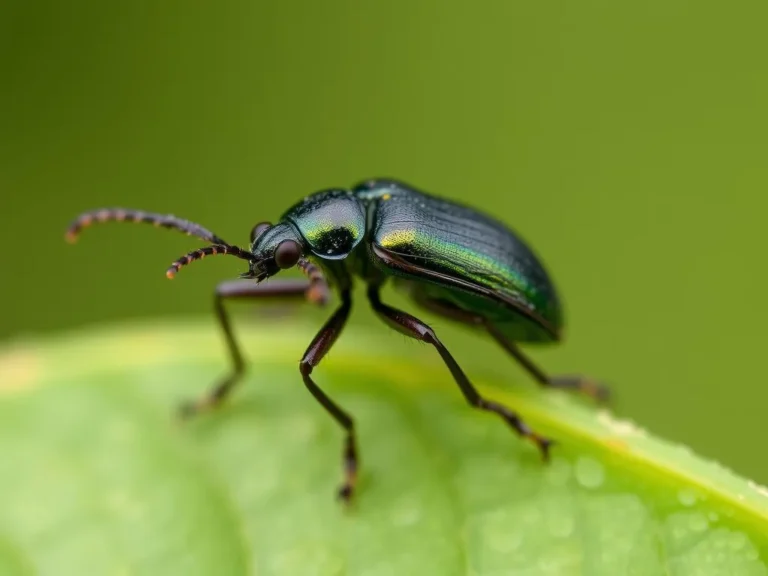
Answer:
[485,324,611,404]
[337,434,359,503]
[177,399,202,420]
[477,397,555,460]
[534,436,555,462]
[547,375,612,403]
[177,397,218,420]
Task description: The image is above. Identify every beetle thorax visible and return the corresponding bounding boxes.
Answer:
[282,189,366,260]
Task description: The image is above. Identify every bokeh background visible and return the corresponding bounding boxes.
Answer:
[2,1,767,485]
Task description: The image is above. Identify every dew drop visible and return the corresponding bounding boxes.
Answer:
[597,410,647,437]
[488,530,523,553]
[478,510,524,553]
[677,488,698,507]
[548,515,575,538]
[537,557,562,572]
[390,502,422,527]
[748,480,768,499]
[545,457,571,487]
[521,507,542,523]
[729,532,748,551]
[574,457,605,489]
[688,513,708,533]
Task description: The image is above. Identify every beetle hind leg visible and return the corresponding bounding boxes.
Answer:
[407,288,610,403]
[486,323,611,403]
[367,285,553,461]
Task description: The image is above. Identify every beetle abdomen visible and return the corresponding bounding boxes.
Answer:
[358,180,564,342]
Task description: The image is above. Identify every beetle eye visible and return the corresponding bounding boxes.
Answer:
[274,239,302,269]
[250,221,272,243]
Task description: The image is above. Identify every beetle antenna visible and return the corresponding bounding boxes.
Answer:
[166,244,253,279]
[65,208,230,245]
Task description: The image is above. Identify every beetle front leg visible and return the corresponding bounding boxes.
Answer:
[486,323,611,402]
[179,277,327,419]
[367,286,553,461]
[298,290,359,502]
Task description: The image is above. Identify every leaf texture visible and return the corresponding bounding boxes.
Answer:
[0,320,766,575]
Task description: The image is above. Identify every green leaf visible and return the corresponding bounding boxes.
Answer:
[0,319,766,575]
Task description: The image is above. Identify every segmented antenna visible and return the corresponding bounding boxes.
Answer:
[166,244,253,278]
[65,208,229,245]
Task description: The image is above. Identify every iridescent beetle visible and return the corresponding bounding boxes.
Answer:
[66,178,608,501]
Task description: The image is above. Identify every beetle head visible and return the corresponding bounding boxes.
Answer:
[162,220,307,281]
[242,221,307,281]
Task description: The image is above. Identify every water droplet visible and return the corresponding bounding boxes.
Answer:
[488,530,523,553]
[574,457,605,489]
[545,457,571,487]
[678,488,698,507]
[688,513,708,532]
[289,416,317,442]
[597,410,647,437]
[729,532,747,551]
[521,507,542,523]
[537,557,562,571]
[390,502,422,526]
[548,515,575,538]
[478,510,524,553]
[748,480,768,499]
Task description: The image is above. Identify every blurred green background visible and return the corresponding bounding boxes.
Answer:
[2,0,767,485]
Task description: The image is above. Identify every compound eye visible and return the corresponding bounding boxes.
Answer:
[250,221,272,243]
[274,239,302,269]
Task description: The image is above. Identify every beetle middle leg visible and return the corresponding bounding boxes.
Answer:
[367,285,553,461]
[179,273,329,419]
[485,323,611,402]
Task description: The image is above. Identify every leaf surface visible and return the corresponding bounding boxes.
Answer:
[0,320,766,575]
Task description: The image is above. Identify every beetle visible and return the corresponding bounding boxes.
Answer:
[66,177,608,501]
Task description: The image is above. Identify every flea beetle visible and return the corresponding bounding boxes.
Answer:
[66,178,608,501]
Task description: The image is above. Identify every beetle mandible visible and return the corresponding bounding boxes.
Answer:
[66,178,609,501]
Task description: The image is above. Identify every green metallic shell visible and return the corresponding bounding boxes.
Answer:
[353,179,564,343]
[281,189,366,260]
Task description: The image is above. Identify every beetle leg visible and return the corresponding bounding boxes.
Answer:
[179,277,328,419]
[367,285,553,461]
[486,323,611,402]
[298,290,359,503]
